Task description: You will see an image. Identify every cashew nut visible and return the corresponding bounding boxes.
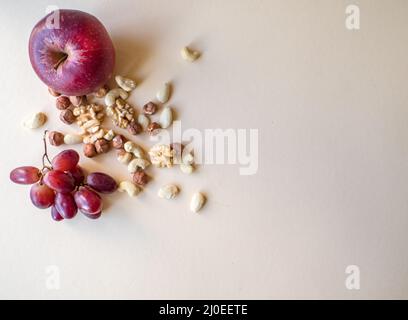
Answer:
[128,158,150,173]
[105,88,129,107]
[117,151,133,164]
[118,181,140,197]
[182,153,194,165]
[124,141,144,158]
[180,163,194,174]
[115,75,136,92]
[181,46,200,62]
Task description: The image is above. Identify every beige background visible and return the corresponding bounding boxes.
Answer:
[0,0,407,299]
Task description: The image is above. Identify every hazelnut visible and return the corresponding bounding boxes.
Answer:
[83,143,97,158]
[143,102,157,115]
[56,96,71,110]
[94,85,109,98]
[127,121,143,135]
[48,87,60,97]
[133,169,148,186]
[147,122,161,135]
[95,139,110,154]
[60,109,76,124]
[112,135,126,149]
[48,131,65,146]
[69,95,86,107]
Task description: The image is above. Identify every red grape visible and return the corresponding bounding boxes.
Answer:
[82,211,102,220]
[51,206,64,221]
[52,149,79,172]
[55,193,78,219]
[86,172,117,194]
[74,187,102,214]
[30,184,55,209]
[10,166,40,184]
[68,166,85,186]
[43,170,75,193]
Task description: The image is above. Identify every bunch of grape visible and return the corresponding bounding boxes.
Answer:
[10,148,117,221]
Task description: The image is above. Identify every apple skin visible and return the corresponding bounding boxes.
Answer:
[29,9,115,96]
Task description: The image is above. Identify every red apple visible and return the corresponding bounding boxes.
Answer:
[29,9,115,96]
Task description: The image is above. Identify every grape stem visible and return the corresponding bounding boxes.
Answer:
[42,130,52,170]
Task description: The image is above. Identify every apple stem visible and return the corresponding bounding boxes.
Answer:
[53,53,68,70]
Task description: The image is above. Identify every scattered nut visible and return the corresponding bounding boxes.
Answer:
[181,46,201,62]
[60,109,76,124]
[75,104,105,132]
[138,114,150,131]
[70,95,86,107]
[23,112,47,129]
[89,129,105,143]
[106,99,135,129]
[82,119,100,130]
[103,129,115,141]
[182,153,195,165]
[127,159,138,173]
[48,87,60,97]
[133,170,148,186]
[123,141,144,158]
[159,106,173,129]
[127,121,142,135]
[94,139,110,154]
[133,147,144,158]
[42,56,202,201]
[94,85,109,98]
[83,135,92,144]
[48,131,65,146]
[156,82,171,103]
[88,125,101,135]
[124,141,136,153]
[105,88,129,107]
[112,135,126,149]
[118,181,140,197]
[115,75,137,92]
[64,133,83,145]
[115,98,127,109]
[56,96,71,110]
[128,158,150,173]
[73,108,81,117]
[143,102,157,115]
[149,144,173,168]
[158,184,179,199]
[180,163,194,174]
[83,143,97,158]
[117,149,133,164]
[190,192,206,213]
[124,141,145,158]
[147,122,161,136]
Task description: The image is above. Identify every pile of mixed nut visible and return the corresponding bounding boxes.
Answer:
[26,46,206,214]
